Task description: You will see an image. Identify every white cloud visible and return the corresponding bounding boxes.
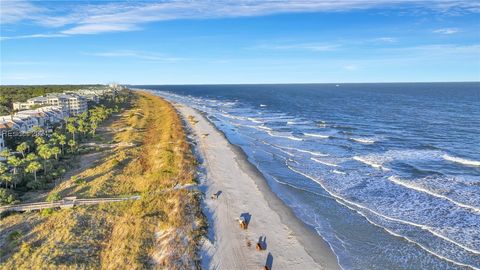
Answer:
[375,37,397,43]
[0,0,44,24]
[83,50,185,62]
[1,0,479,39]
[433,28,460,34]
[61,24,138,35]
[0,33,67,41]
[256,43,340,52]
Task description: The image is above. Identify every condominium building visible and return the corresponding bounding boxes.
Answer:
[0,126,6,154]
[13,93,88,116]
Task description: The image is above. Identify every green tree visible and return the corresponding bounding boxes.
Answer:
[0,163,10,188]
[25,161,41,182]
[51,146,61,160]
[68,139,77,153]
[7,155,22,177]
[0,188,18,205]
[55,133,67,154]
[16,142,29,158]
[26,153,38,162]
[0,149,10,160]
[89,121,98,136]
[77,119,88,139]
[34,136,46,146]
[66,121,77,141]
[37,144,53,175]
[77,112,89,138]
[1,174,13,189]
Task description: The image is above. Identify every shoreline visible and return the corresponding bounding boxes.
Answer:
[172,101,341,269]
[229,140,342,268]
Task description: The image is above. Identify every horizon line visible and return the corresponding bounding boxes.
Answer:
[1,81,480,87]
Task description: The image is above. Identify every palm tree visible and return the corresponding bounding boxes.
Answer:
[25,161,42,182]
[1,174,13,189]
[68,139,77,153]
[0,149,10,160]
[55,133,67,154]
[67,122,77,142]
[7,155,21,176]
[89,121,98,136]
[77,119,88,139]
[37,144,53,175]
[51,147,61,160]
[66,117,77,140]
[0,163,9,188]
[16,142,29,158]
[34,136,46,146]
[26,153,38,162]
[77,112,89,138]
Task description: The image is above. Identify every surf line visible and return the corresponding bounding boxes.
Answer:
[287,166,480,257]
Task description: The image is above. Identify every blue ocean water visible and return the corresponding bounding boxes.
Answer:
[139,83,480,270]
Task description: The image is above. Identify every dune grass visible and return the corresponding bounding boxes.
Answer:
[0,91,206,270]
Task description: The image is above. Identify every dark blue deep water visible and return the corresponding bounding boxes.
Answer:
[138,83,480,270]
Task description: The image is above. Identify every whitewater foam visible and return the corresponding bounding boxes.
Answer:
[350,137,376,144]
[311,157,339,167]
[443,154,480,167]
[286,165,480,266]
[304,133,330,139]
[388,176,480,213]
[267,130,303,141]
[275,144,329,157]
[287,166,480,262]
[353,156,390,171]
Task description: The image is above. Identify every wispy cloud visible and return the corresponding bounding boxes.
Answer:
[0,0,45,24]
[0,33,67,41]
[255,42,340,52]
[83,50,186,62]
[1,0,479,40]
[374,37,397,43]
[433,28,460,34]
[61,24,138,35]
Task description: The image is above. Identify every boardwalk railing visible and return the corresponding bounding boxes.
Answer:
[0,196,141,214]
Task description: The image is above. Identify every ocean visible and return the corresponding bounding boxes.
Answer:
[138,83,480,270]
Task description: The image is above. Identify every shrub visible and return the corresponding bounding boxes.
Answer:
[0,188,18,205]
[26,180,44,190]
[46,192,61,202]
[8,230,22,242]
[40,208,55,216]
[75,177,86,185]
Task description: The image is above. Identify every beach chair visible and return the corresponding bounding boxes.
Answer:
[239,216,248,229]
[256,236,266,251]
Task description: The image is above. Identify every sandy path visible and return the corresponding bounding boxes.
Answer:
[175,103,340,270]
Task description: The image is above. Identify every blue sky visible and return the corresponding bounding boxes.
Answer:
[1,0,479,84]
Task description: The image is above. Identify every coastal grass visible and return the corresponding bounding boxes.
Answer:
[0,91,206,269]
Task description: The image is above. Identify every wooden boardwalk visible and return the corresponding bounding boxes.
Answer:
[0,196,141,214]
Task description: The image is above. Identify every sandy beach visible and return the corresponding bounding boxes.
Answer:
[174,102,341,270]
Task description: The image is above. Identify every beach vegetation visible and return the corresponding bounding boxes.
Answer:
[0,91,205,269]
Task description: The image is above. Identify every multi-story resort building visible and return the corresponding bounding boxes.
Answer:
[1,86,117,154]
[13,93,88,116]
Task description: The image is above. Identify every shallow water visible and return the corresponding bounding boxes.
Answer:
[139,83,480,270]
